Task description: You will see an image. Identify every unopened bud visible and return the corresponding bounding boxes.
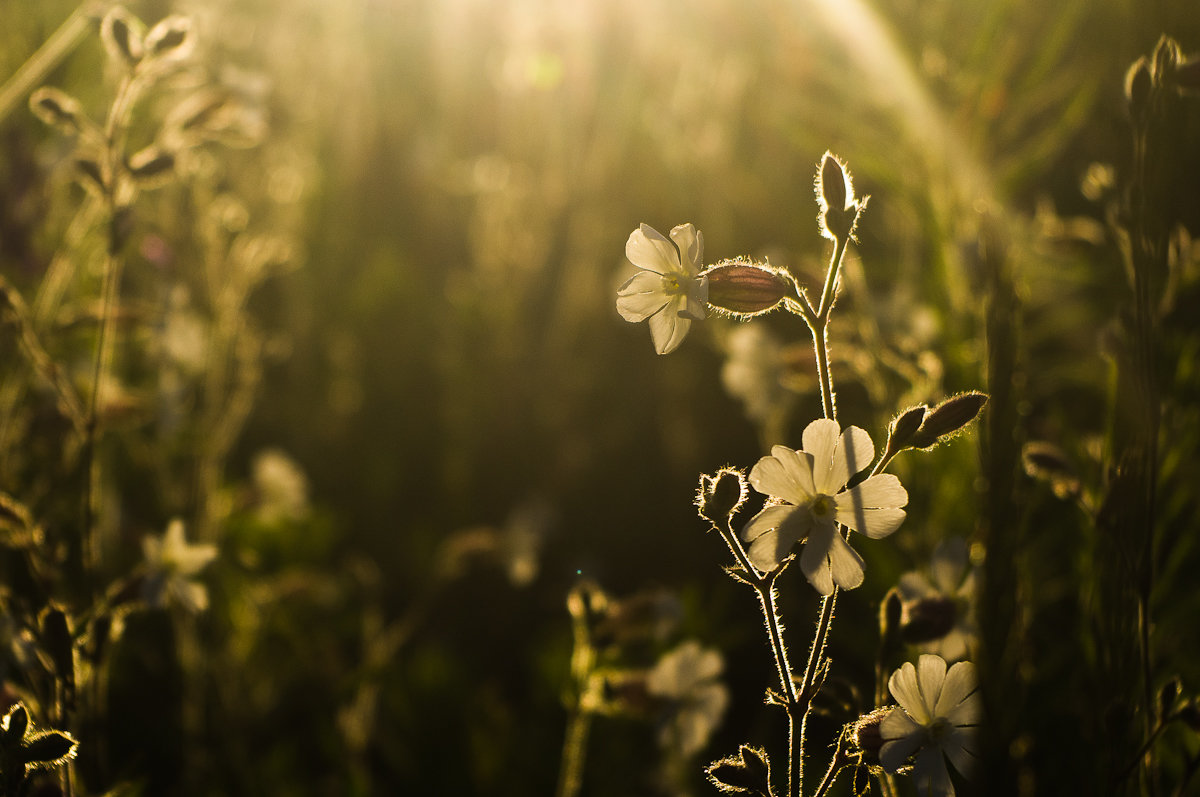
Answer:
[1152,35,1182,84]
[1125,56,1153,123]
[880,588,903,641]
[697,468,747,522]
[900,595,958,643]
[909,391,988,449]
[816,152,865,241]
[884,405,927,460]
[851,707,892,766]
[703,260,791,317]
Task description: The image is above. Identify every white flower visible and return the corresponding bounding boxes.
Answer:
[646,640,729,757]
[740,418,907,593]
[880,655,981,797]
[897,538,978,662]
[142,519,217,612]
[616,223,709,355]
[252,448,310,525]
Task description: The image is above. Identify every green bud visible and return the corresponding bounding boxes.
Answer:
[1152,35,1182,84]
[29,88,86,134]
[144,16,194,61]
[101,7,145,66]
[697,468,747,522]
[909,391,988,449]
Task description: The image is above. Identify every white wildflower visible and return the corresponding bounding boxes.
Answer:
[616,223,709,354]
[741,418,907,593]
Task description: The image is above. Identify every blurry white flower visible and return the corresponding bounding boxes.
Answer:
[646,641,728,757]
[616,223,709,354]
[881,655,981,797]
[142,519,217,612]
[741,418,907,593]
[252,448,310,525]
[897,538,978,662]
[721,324,792,424]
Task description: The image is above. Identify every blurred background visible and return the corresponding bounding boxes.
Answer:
[2,0,1200,794]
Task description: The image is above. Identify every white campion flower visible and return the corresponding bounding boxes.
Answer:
[740,418,907,594]
[646,640,729,757]
[897,537,978,662]
[880,655,981,797]
[142,519,217,612]
[616,223,709,355]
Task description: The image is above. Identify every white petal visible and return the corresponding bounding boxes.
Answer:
[669,223,703,274]
[897,571,934,601]
[835,504,906,539]
[749,448,814,505]
[828,532,865,590]
[799,522,836,595]
[647,303,691,354]
[912,748,955,797]
[841,473,908,508]
[802,419,841,493]
[625,223,679,275]
[826,425,875,493]
[880,722,923,772]
[945,691,983,729]
[741,504,799,543]
[934,661,978,720]
[616,272,670,321]
[916,654,949,715]
[746,525,801,572]
[680,276,709,320]
[931,537,969,593]
[942,726,979,779]
[888,661,932,724]
[880,707,921,742]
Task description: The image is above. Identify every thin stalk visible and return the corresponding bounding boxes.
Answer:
[556,603,599,797]
[0,2,97,122]
[712,517,800,797]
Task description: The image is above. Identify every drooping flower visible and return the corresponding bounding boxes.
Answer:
[896,537,978,662]
[645,640,729,757]
[142,519,217,612]
[880,655,981,797]
[740,418,907,593]
[616,223,709,355]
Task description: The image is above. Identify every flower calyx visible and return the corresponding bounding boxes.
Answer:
[702,258,794,318]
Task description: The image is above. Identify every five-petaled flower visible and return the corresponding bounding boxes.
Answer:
[880,654,981,797]
[616,223,709,355]
[142,519,218,612]
[740,418,907,593]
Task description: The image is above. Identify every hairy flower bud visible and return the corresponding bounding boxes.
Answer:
[851,707,892,766]
[697,467,747,522]
[702,260,791,317]
[815,152,864,241]
[909,392,988,449]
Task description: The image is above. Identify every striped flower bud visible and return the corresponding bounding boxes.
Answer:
[702,258,791,318]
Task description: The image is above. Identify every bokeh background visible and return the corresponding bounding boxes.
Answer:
[3,0,1200,794]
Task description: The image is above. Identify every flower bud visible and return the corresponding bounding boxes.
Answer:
[697,468,747,522]
[1152,35,1182,84]
[702,260,791,317]
[909,391,988,449]
[1125,56,1153,125]
[850,707,893,766]
[883,405,928,461]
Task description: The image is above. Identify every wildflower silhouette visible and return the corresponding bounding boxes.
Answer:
[881,655,980,797]
[616,223,708,354]
[741,418,908,593]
